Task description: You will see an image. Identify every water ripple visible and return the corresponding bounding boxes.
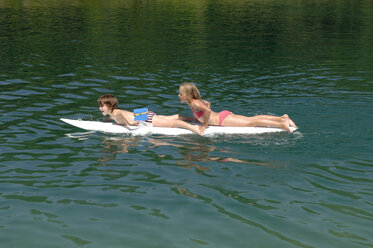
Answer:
[1,1,372,247]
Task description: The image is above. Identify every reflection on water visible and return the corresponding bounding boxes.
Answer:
[148,136,274,170]
[68,133,272,170]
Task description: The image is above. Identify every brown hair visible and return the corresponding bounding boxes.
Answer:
[180,82,202,101]
[97,94,118,112]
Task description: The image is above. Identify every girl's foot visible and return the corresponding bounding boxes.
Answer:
[280,117,293,132]
[283,122,293,133]
[283,114,297,128]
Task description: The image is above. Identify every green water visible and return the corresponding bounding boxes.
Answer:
[1,0,372,247]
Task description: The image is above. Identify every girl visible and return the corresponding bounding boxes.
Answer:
[97,94,201,135]
[178,83,297,134]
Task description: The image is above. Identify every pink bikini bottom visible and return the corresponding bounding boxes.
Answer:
[219,110,232,126]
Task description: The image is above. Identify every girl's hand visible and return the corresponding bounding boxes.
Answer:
[199,125,207,135]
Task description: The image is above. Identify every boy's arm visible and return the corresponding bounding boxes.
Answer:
[120,112,140,126]
[103,116,112,122]
[128,120,140,126]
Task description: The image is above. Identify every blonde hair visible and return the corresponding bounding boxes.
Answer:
[180,82,202,101]
[97,94,118,112]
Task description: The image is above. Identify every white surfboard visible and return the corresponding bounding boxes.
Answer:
[60,118,296,135]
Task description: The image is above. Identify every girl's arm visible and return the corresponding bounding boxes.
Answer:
[192,100,211,134]
[202,100,211,108]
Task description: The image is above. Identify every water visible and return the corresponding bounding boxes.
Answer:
[1,0,373,247]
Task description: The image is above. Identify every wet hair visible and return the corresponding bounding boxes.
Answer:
[180,82,202,101]
[97,94,118,112]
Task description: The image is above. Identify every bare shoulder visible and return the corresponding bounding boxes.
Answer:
[202,99,211,107]
[191,99,203,107]
[121,109,133,115]
[113,109,130,116]
[110,109,129,118]
[193,99,210,110]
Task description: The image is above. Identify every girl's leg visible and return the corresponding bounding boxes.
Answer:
[251,114,297,127]
[222,114,292,132]
[159,114,195,122]
[152,116,201,134]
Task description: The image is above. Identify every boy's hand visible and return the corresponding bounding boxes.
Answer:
[103,117,112,122]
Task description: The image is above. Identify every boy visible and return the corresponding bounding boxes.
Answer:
[97,94,201,134]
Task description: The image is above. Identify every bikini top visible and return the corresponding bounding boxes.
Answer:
[193,110,205,119]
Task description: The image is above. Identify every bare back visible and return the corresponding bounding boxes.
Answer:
[110,109,135,126]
